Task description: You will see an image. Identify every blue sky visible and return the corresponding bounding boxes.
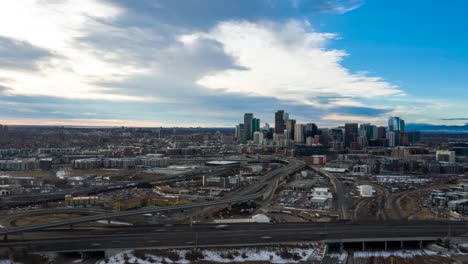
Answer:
[0,0,466,127]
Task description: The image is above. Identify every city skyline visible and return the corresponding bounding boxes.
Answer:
[1,1,468,127]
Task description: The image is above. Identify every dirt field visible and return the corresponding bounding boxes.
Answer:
[6,171,53,177]
[13,213,82,226]
[398,185,453,221]
[385,184,453,220]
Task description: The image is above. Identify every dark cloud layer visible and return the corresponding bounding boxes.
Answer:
[105,0,361,30]
[0,36,52,71]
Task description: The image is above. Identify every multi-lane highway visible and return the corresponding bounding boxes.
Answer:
[0,157,305,236]
[1,221,466,252]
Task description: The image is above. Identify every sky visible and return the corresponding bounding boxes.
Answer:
[0,0,467,128]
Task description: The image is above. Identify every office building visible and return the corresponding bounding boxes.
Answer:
[329,128,344,150]
[387,117,405,146]
[344,123,358,148]
[386,131,398,147]
[377,126,387,139]
[286,119,296,140]
[275,110,286,134]
[388,116,405,132]
[253,131,264,145]
[250,118,260,139]
[244,113,254,141]
[305,123,318,138]
[235,124,245,143]
[294,123,305,144]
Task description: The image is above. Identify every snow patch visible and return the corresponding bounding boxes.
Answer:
[96,220,132,226]
[97,244,324,264]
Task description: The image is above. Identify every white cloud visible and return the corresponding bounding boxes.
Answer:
[0,0,150,101]
[320,114,386,126]
[195,20,403,107]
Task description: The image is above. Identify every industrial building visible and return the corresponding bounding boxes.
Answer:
[0,159,39,171]
[436,150,456,163]
[64,195,99,207]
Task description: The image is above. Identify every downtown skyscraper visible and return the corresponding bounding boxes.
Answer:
[275,110,286,134]
[244,113,253,141]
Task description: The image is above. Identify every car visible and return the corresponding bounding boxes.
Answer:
[185,241,196,245]
[91,243,102,247]
[149,240,160,244]
[260,236,272,240]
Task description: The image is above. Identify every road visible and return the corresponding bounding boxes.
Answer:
[0,157,305,236]
[0,208,108,228]
[1,221,466,252]
[311,166,349,220]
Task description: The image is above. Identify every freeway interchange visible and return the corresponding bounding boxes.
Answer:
[0,156,305,236]
[2,156,467,256]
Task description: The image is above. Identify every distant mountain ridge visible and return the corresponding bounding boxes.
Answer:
[406,123,468,132]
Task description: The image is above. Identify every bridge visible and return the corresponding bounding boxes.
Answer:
[0,221,466,257]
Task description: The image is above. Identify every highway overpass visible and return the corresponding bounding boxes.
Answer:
[0,157,305,236]
[1,221,466,254]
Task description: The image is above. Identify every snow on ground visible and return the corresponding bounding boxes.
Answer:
[56,170,70,179]
[0,260,17,264]
[97,244,324,264]
[353,249,442,258]
[328,252,348,262]
[96,220,132,226]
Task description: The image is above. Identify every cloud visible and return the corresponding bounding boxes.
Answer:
[105,0,362,30]
[195,20,403,105]
[0,0,400,127]
[0,0,146,101]
[0,36,52,71]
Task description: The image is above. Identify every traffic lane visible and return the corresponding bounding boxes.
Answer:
[2,227,464,252]
[6,220,467,240]
[4,224,467,246]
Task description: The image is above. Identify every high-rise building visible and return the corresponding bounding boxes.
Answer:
[294,123,305,144]
[329,128,344,150]
[253,131,264,145]
[286,119,296,140]
[305,123,318,138]
[386,131,398,147]
[377,126,387,139]
[388,117,405,132]
[344,123,358,148]
[275,110,286,134]
[235,124,245,143]
[250,118,260,139]
[244,113,254,141]
[387,117,405,146]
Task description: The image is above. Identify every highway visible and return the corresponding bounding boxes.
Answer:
[1,221,466,252]
[311,166,349,220]
[0,157,305,236]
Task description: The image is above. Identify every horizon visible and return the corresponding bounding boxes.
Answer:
[1,120,468,130]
